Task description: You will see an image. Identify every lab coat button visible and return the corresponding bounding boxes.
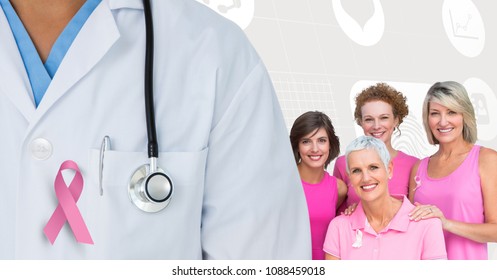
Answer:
[30,138,53,160]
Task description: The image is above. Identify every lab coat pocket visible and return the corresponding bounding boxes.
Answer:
[86,148,208,259]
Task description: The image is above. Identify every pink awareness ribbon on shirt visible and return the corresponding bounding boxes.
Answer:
[43,160,94,245]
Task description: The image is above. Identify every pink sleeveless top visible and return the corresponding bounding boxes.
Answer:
[302,172,338,260]
[334,151,418,214]
[414,145,486,260]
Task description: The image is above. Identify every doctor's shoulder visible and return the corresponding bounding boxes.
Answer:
[156,0,256,53]
[155,0,263,85]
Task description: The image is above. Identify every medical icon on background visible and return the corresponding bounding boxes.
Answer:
[198,0,254,30]
[332,0,384,46]
[464,78,496,141]
[442,0,485,58]
[471,93,489,125]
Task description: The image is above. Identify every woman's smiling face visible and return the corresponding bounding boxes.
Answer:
[359,100,399,145]
[347,148,392,201]
[298,127,330,170]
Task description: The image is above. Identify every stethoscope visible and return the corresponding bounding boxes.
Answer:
[127,0,173,213]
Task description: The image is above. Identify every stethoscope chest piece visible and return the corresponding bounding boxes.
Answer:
[128,164,173,213]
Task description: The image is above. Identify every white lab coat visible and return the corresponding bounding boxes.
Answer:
[0,0,311,259]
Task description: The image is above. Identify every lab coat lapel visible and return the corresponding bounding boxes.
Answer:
[32,2,120,122]
[0,9,36,121]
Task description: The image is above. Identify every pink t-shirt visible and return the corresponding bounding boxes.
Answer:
[323,196,447,260]
[334,150,418,214]
[302,172,338,260]
[413,145,486,260]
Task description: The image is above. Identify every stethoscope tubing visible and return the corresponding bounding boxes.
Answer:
[143,0,159,160]
[126,0,174,213]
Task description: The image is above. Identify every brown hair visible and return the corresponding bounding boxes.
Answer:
[289,111,340,169]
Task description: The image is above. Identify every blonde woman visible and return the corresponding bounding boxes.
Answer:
[409,81,497,259]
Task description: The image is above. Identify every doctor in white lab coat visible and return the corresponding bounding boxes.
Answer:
[0,0,311,259]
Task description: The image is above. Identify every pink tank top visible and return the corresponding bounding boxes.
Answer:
[414,145,486,260]
[302,172,338,260]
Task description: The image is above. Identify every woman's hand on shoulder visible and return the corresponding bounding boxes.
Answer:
[341,202,358,216]
[408,202,449,227]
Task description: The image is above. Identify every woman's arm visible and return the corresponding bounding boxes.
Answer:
[332,156,347,182]
[336,179,347,210]
[325,253,340,260]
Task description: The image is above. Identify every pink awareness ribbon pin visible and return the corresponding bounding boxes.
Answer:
[44,160,94,245]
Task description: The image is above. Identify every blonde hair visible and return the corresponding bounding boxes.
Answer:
[422,81,477,145]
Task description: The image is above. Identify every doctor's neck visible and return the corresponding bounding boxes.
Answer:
[9,0,86,62]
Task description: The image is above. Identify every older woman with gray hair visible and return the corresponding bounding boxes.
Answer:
[408,81,497,259]
[323,136,446,260]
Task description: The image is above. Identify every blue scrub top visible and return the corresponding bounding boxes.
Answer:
[0,0,101,107]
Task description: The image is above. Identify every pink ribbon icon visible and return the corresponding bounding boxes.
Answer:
[44,160,94,245]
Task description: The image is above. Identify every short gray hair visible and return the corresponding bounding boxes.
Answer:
[345,136,390,174]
